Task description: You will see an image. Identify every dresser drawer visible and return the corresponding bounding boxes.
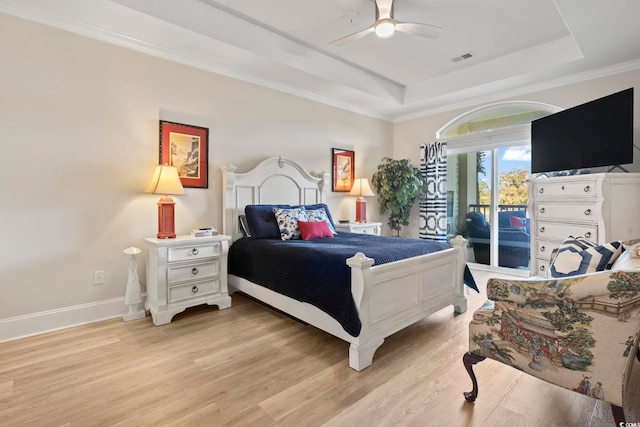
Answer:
[535,202,599,223]
[536,239,559,260]
[168,278,220,303]
[167,260,219,284]
[533,180,598,199]
[167,243,221,262]
[536,221,597,242]
[533,257,550,277]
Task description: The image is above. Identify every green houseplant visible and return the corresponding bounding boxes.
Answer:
[371,157,427,236]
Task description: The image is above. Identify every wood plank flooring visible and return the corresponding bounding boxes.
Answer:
[1,269,638,426]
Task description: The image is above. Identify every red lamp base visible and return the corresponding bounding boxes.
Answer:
[355,197,367,223]
[157,196,177,239]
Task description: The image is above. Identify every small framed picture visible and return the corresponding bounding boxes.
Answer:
[332,148,354,192]
[159,120,209,188]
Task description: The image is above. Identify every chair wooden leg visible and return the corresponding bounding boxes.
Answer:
[611,404,625,425]
[636,347,640,363]
[463,351,486,402]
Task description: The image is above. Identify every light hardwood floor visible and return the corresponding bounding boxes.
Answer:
[1,269,638,426]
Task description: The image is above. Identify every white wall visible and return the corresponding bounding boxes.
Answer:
[0,13,392,327]
[393,69,640,237]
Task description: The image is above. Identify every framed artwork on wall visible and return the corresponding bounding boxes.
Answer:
[159,120,209,188]
[332,148,355,192]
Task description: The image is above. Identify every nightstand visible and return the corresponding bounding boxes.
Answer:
[143,235,231,326]
[335,222,381,235]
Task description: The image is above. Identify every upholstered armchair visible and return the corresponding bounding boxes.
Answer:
[463,241,640,423]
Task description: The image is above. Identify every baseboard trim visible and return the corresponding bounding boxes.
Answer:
[0,297,143,343]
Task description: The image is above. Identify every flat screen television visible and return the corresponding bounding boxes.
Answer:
[531,88,634,174]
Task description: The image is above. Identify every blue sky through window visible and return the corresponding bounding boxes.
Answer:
[480,145,531,184]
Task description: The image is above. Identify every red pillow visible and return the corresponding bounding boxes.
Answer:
[509,215,526,228]
[297,220,334,240]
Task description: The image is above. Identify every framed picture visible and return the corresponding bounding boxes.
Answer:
[159,120,209,188]
[332,148,355,192]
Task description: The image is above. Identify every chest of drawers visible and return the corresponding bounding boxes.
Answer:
[144,235,232,325]
[528,173,640,276]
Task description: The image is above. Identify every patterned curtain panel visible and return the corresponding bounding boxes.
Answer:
[419,141,448,241]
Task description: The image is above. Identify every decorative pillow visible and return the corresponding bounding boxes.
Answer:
[297,220,334,240]
[273,207,307,240]
[244,204,291,239]
[548,236,624,277]
[509,216,526,228]
[611,241,640,271]
[293,203,337,231]
[306,209,337,234]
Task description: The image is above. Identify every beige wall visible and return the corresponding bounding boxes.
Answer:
[0,13,392,320]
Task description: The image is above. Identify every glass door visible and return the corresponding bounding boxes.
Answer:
[447,145,530,272]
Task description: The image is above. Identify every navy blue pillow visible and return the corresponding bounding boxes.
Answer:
[244,204,291,239]
[293,203,337,231]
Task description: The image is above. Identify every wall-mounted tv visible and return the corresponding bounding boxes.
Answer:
[531,88,634,174]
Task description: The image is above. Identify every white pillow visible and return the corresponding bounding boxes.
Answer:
[306,208,337,234]
[611,242,640,271]
[273,207,306,240]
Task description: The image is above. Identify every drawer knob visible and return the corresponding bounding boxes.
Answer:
[540,226,545,233]
[561,185,565,190]
[539,187,544,194]
[585,232,592,239]
[540,265,546,272]
[190,248,199,256]
[191,285,199,294]
[584,209,591,216]
[191,267,199,275]
[539,207,545,214]
[540,246,545,252]
[584,185,590,192]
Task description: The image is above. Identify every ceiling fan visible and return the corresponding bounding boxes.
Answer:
[330,0,441,46]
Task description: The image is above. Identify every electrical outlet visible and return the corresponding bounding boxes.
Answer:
[93,271,105,285]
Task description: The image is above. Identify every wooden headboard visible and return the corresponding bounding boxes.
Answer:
[221,156,330,241]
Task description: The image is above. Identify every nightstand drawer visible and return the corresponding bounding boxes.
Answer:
[536,221,597,241]
[167,243,221,262]
[168,278,220,303]
[167,260,219,284]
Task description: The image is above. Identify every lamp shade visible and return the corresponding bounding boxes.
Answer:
[349,178,375,197]
[145,165,185,196]
[145,165,184,239]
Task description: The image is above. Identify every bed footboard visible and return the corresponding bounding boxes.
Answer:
[346,235,467,370]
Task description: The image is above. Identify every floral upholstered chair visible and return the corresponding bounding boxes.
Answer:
[463,237,640,423]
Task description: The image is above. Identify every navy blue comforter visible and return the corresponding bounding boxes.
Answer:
[228,233,471,337]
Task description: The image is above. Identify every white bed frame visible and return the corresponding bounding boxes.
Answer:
[222,156,468,371]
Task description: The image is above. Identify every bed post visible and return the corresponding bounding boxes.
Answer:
[221,163,237,239]
[346,252,383,371]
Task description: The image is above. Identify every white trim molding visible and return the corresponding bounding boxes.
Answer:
[0,297,146,343]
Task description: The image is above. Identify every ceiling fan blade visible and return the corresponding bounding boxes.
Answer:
[375,0,394,20]
[395,21,442,39]
[329,25,375,46]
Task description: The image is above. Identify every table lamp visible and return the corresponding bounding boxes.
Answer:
[145,164,185,239]
[349,178,375,223]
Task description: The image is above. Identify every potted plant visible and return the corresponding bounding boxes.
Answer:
[371,157,427,236]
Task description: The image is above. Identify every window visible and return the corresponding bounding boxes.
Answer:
[441,102,560,273]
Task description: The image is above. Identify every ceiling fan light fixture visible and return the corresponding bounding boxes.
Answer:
[375,19,395,38]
